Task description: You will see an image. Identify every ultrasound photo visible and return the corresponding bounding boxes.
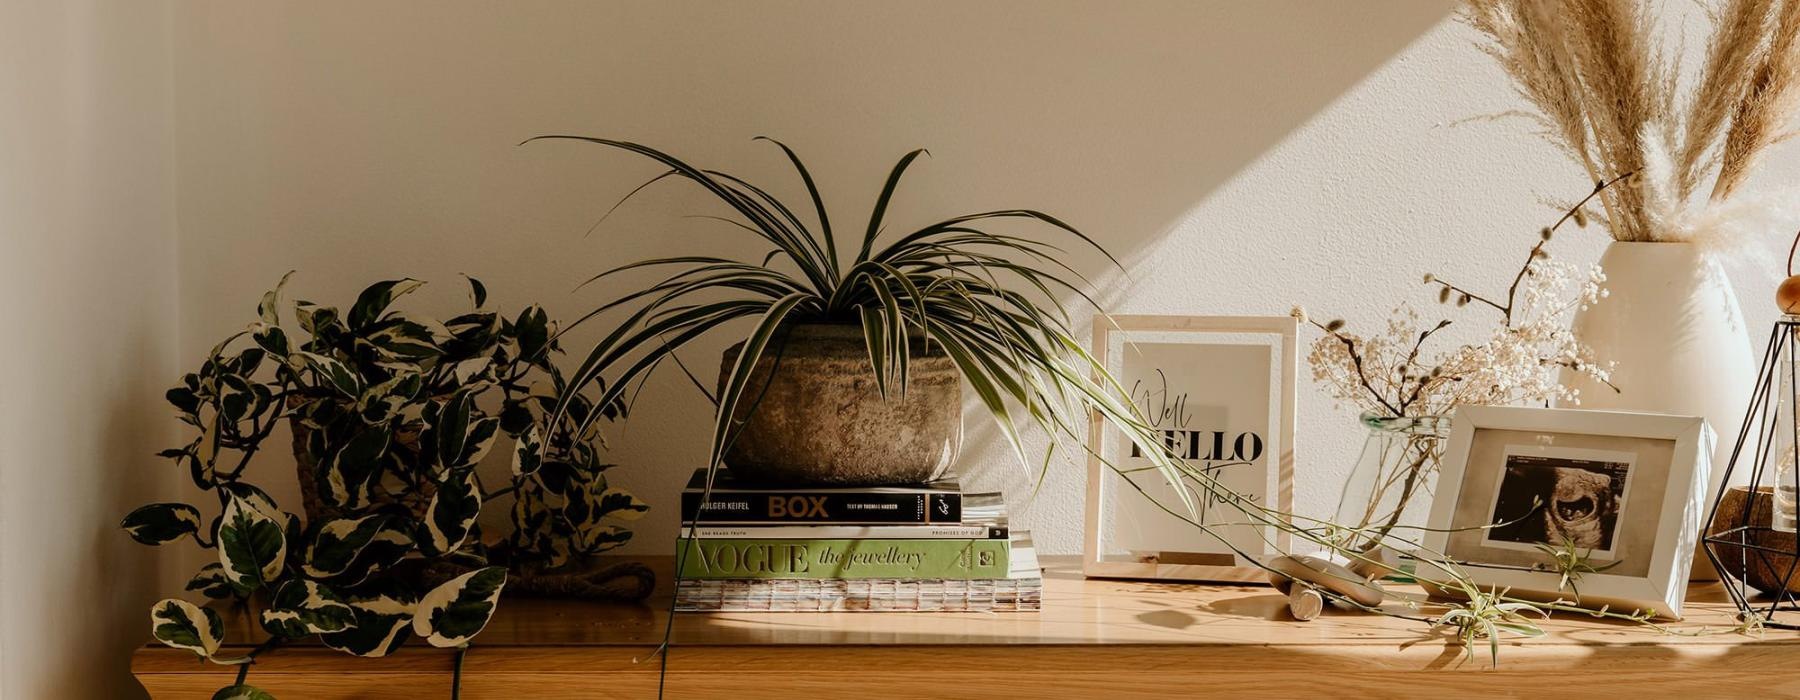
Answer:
[1484,451,1632,552]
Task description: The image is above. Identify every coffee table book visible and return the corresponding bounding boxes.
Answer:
[680,468,964,524]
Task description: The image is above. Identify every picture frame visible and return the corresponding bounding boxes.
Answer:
[1082,314,1296,583]
[1419,405,1713,619]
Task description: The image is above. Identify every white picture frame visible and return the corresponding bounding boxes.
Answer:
[1082,315,1296,583]
[1419,405,1713,619]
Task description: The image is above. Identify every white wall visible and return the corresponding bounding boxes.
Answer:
[169,0,1800,561]
[0,1,179,698]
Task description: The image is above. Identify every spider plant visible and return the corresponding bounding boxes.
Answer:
[523,135,1198,507]
[1432,577,1549,666]
[1532,535,1622,599]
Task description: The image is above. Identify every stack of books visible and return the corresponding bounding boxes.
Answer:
[673,469,1041,612]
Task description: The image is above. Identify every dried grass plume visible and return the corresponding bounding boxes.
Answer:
[1464,0,1800,243]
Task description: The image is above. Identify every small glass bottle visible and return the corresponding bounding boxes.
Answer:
[1775,319,1800,532]
[1335,412,1451,552]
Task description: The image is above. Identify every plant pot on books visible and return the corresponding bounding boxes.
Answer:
[719,323,961,486]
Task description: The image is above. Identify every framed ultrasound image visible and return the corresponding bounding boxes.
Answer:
[1418,406,1713,619]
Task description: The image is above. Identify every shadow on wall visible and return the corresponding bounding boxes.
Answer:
[170,0,1457,554]
[41,324,175,700]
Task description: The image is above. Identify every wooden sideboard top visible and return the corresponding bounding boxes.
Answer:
[132,556,1800,698]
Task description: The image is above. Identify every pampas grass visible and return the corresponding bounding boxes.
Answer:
[1465,0,1800,243]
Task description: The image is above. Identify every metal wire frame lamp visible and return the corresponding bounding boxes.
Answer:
[1703,313,1800,628]
[1704,234,1800,630]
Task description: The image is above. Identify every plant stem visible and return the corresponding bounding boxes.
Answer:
[452,646,467,700]
[1311,320,1404,416]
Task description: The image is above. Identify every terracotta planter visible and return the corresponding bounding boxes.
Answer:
[718,323,961,486]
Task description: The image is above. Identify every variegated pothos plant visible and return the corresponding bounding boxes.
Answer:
[125,274,646,697]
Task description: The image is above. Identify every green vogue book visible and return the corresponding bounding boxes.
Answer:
[676,538,1011,579]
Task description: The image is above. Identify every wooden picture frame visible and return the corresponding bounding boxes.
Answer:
[1419,405,1713,619]
[1082,315,1297,583]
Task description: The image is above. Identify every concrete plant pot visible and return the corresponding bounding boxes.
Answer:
[718,323,961,486]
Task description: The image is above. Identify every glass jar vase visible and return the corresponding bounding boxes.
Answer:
[1333,412,1451,555]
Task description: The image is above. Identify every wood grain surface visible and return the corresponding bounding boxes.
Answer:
[133,556,1800,698]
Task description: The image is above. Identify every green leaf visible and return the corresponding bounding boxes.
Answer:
[121,503,203,545]
[150,598,223,658]
[348,279,426,329]
[857,148,929,263]
[217,495,286,592]
[301,515,414,585]
[412,566,507,647]
[186,563,235,599]
[259,580,355,638]
[709,293,810,470]
[212,684,276,700]
[754,136,837,276]
[321,594,416,658]
[418,472,481,556]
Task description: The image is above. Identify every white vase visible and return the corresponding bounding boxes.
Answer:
[1563,241,1754,579]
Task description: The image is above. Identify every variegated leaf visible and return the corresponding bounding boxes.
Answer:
[511,425,542,476]
[320,594,416,658]
[457,417,500,468]
[434,391,473,469]
[418,473,481,556]
[253,324,289,357]
[367,320,445,360]
[411,567,507,648]
[294,301,339,336]
[355,372,422,423]
[186,563,235,599]
[301,515,413,585]
[221,482,287,524]
[319,426,391,509]
[259,580,354,638]
[217,495,286,592]
[463,274,487,308]
[348,278,426,329]
[575,524,633,554]
[121,502,203,545]
[513,305,551,363]
[150,598,223,659]
[447,356,492,385]
[294,351,363,398]
[595,488,649,522]
[256,270,295,328]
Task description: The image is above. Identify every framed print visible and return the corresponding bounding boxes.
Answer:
[1418,405,1713,619]
[1082,315,1296,583]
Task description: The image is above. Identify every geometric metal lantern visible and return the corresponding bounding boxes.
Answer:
[1703,315,1800,629]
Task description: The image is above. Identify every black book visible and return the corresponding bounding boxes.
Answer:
[680,468,962,524]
